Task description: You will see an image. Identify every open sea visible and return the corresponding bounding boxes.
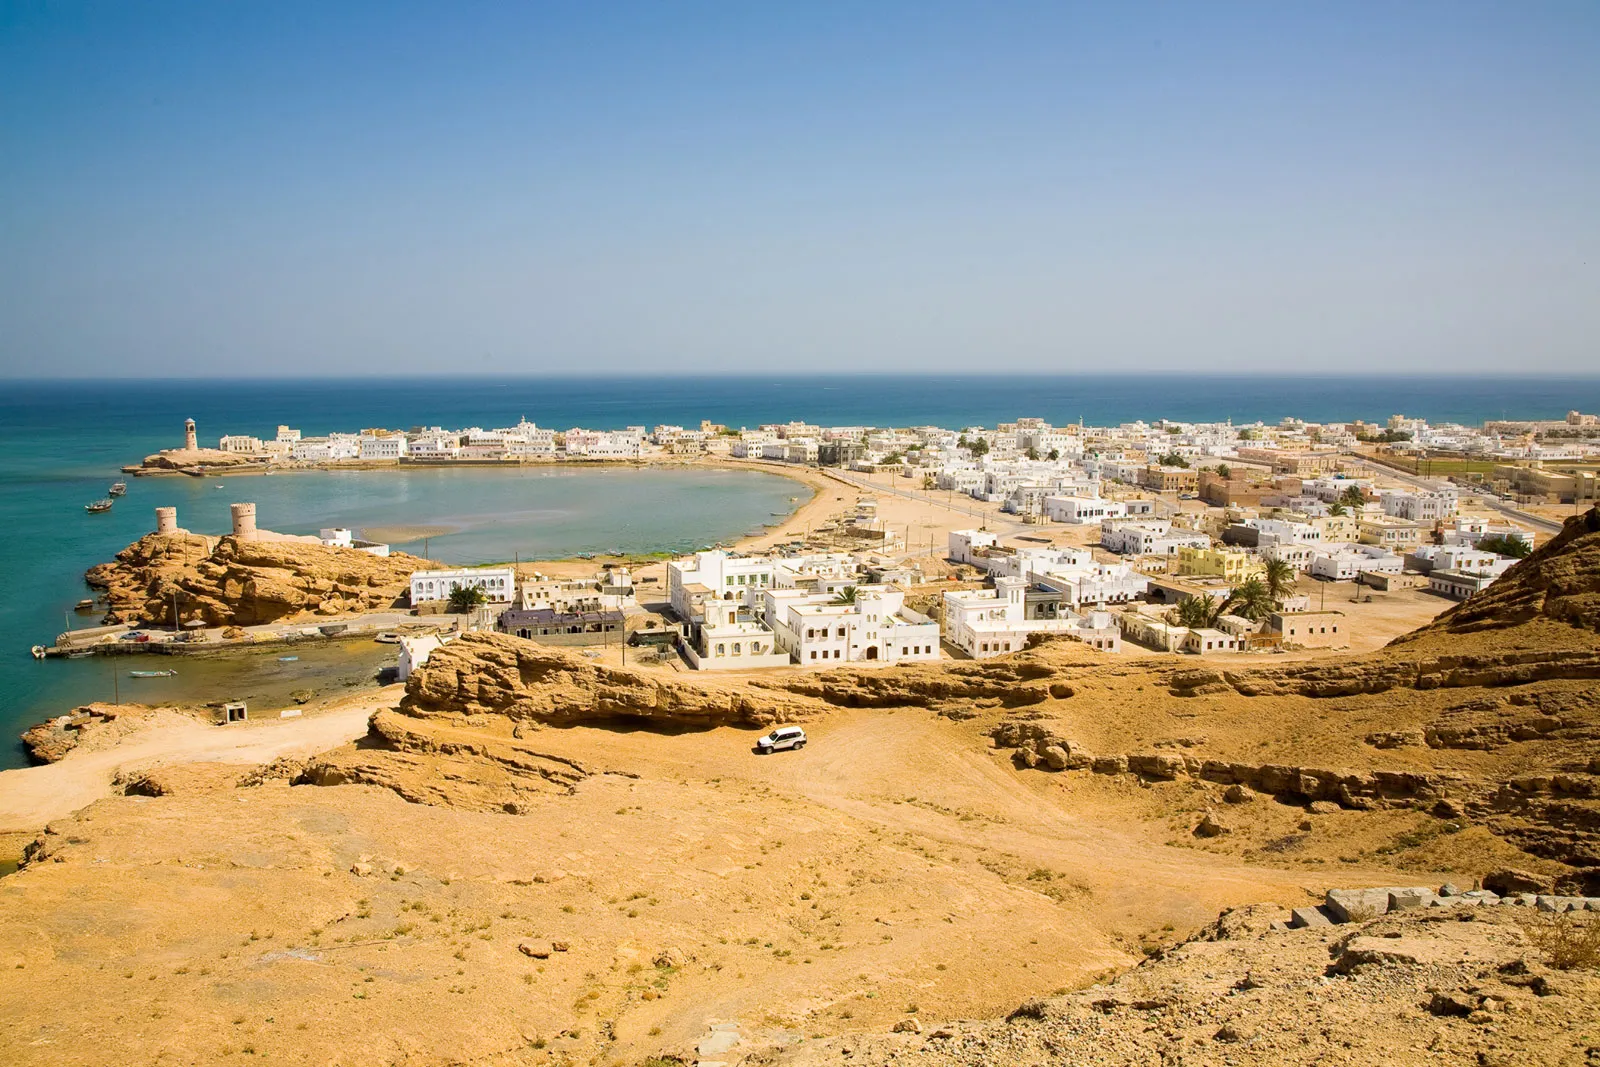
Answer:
[3,373,1598,769]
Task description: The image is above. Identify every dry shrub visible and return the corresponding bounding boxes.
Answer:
[1519,913,1600,971]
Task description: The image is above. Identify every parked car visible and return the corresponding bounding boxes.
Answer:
[756,726,807,753]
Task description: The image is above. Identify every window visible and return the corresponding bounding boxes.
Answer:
[715,644,725,656]
[733,643,741,655]
[810,651,817,660]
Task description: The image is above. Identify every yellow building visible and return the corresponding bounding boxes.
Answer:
[1356,517,1427,551]
[1174,545,1267,583]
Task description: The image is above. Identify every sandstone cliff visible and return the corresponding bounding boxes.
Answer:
[85,533,432,626]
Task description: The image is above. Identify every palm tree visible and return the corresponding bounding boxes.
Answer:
[1226,578,1275,622]
[1169,595,1220,629]
[1261,558,1296,605]
[831,586,860,605]
[1338,485,1367,518]
[1328,501,1348,517]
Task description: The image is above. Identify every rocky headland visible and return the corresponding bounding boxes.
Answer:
[84,532,433,626]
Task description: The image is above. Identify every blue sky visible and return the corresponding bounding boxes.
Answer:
[1,1,1596,377]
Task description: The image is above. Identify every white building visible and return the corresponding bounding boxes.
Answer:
[762,586,940,666]
[1308,543,1405,581]
[1042,495,1126,524]
[359,433,409,460]
[1380,488,1458,523]
[1100,519,1210,556]
[942,577,1106,659]
[396,633,453,681]
[319,527,391,557]
[409,567,517,605]
[218,434,264,454]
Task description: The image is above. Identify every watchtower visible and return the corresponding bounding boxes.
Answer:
[155,506,178,535]
[230,502,258,541]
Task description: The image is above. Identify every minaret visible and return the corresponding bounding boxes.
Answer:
[184,418,197,450]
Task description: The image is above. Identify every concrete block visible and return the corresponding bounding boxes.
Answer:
[1459,890,1501,906]
[1325,888,1391,923]
[1388,887,1438,911]
[1290,906,1334,929]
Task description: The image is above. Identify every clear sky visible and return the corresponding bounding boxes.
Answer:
[1,1,1596,378]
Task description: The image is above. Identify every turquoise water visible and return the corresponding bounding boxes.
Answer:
[5,373,1599,768]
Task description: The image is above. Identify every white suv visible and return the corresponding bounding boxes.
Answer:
[756,726,807,753]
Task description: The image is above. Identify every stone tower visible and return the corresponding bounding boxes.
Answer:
[230,502,258,541]
[184,418,197,450]
[154,507,178,536]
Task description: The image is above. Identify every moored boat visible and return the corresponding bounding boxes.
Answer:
[85,499,113,513]
[374,632,401,644]
[129,669,178,678]
[108,482,128,496]
[75,598,96,612]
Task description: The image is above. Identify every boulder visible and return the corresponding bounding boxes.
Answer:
[1194,813,1229,838]
[1483,868,1552,895]
[518,941,552,959]
[1222,784,1254,804]
[1331,936,1452,973]
[892,1018,922,1034]
[1307,800,1342,815]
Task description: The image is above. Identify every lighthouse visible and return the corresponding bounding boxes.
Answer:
[184,418,197,450]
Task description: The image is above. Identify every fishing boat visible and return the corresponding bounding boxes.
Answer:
[85,499,113,513]
[278,655,299,662]
[63,648,94,659]
[108,482,127,496]
[129,669,178,678]
[75,598,96,612]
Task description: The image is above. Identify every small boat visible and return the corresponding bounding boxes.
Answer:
[63,648,94,659]
[278,655,299,662]
[374,632,401,644]
[129,669,178,678]
[74,599,96,612]
[31,645,46,660]
[108,482,127,496]
[85,499,113,513]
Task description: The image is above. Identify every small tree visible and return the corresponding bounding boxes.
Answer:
[1478,534,1531,559]
[448,585,488,614]
[922,474,937,490]
[1215,463,1232,480]
[831,586,860,605]
[1158,452,1189,468]
[969,437,990,457]
[1025,446,1040,461]
[1047,448,1060,461]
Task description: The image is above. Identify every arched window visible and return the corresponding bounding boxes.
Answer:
[715,643,725,656]
[732,643,741,655]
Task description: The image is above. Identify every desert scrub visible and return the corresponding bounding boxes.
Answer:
[1520,913,1600,971]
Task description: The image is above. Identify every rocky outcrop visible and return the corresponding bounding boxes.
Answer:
[137,447,261,473]
[21,703,156,764]
[297,709,601,813]
[86,533,432,626]
[403,632,822,727]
